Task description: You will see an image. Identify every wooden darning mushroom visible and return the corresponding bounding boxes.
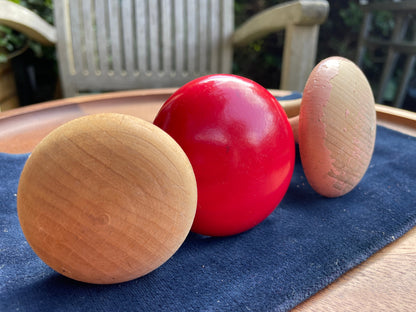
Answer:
[287,56,377,197]
[17,113,197,284]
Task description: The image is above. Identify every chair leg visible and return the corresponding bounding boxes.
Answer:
[356,12,372,66]
[394,54,416,108]
[376,15,409,104]
[281,24,319,92]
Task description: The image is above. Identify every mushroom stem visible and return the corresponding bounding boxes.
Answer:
[278,98,301,143]
[288,115,300,143]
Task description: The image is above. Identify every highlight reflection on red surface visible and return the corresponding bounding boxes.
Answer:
[154,74,295,236]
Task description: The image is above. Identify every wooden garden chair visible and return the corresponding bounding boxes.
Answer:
[356,0,416,108]
[0,0,329,98]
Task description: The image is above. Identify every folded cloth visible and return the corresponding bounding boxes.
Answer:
[1,125,415,312]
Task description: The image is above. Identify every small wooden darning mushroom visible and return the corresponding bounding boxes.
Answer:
[17,113,197,284]
[288,56,377,197]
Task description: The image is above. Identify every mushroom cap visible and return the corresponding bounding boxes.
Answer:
[298,56,376,197]
[17,113,197,284]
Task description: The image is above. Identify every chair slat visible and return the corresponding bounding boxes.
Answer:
[69,0,83,75]
[53,0,73,96]
[355,12,372,66]
[95,0,109,75]
[82,0,97,75]
[174,0,185,75]
[134,0,147,73]
[356,2,416,107]
[220,0,233,73]
[107,0,122,74]
[121,0,135,75]
[376,14,409,103]
[199,0,208,74]
[395,54,416,107]
[161,0,172,74]
[148,0,160,73]
[394,26,416,108]
[209,0,220,73]
[186,0,196,74]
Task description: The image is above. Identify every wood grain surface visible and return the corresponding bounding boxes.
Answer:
[17,113,198,284]
[1,88,415,309]
[296,57,377,198]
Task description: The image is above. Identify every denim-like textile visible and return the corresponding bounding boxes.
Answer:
[1,125,415,312]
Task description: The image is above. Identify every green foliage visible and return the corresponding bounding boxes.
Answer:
[233,0,368,88]
[233,0,416,109]
[233,0,284,88]
[371,9,394,38]
[0,25,26,62]
[233,0,398,90]
[0,0,54,63]
[316,1,364,61]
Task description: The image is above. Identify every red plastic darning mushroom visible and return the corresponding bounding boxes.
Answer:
[154,74,295,236]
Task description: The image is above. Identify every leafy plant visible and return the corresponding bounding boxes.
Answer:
[233,0,413,108]
[0,24,26,62]
[0,0,54,63]
[233,0,284,88]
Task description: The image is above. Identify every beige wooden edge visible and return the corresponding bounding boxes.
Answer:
[273,94,416,136]
[0,0,56,46]
[233,0,329,46]
[275,94,416,123]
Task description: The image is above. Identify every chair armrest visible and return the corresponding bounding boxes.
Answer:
[0,0,56,46]
[232,0,329,92]
[233,0,329,46]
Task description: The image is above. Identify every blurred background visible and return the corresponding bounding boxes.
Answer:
[1,0,415,112]
[233,0,416,112]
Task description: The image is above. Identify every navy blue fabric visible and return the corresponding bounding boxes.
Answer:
[275,91,303,101]
[1,126,416,312]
